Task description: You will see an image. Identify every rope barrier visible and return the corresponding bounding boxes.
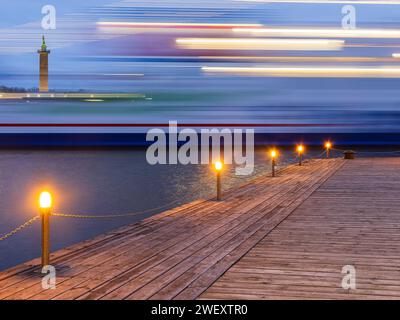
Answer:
[315,150,328,158]
[0,216,40,241]
[52,198,183,219]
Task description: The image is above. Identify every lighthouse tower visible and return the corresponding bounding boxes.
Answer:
[37,36,50,92]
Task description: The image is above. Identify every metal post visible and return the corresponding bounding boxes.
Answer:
[272,158,276,177]
[216,171,222,201]
[299,153,303,166]
[41,208,50,267]
[326,148,330,158]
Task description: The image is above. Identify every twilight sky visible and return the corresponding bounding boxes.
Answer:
[1,0,400,96]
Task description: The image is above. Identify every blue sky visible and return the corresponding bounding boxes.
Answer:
[0,1,106,28]
[2,0,400,93]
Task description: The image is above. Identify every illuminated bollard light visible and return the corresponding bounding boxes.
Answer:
[325,141,332,158]
[270,149,278,177]
[39,191,52,267]
[297,144,304,166]
[214,161,223,201]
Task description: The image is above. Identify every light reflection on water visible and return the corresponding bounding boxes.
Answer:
[0,147,326,270]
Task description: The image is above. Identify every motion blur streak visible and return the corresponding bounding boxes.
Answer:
[97,22,263,29]
[234,28,400,38]
[176,38,345,51]
[2,0,400,139]
[200,56,397,62]
[236,0,400,4]
[97,21,264,35]
[202,66,400,78]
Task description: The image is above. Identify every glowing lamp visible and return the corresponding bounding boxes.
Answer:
[325,141,332,158]
[297,145,304,153]
[214,161,223,172]
[39,190,52,267]
[325,142,332,149]
[39,191,52,210]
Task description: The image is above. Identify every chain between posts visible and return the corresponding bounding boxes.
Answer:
[52,198,183,219]
[0,216,40,241]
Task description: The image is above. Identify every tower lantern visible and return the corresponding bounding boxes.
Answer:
[37,36,50,92]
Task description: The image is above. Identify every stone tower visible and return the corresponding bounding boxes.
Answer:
[37,36,50,92]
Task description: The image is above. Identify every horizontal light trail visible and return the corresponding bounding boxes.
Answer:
[393,53,400,58]
[176,38,344,51]
[347,44,400,48]
[202,66,400,78]
[233,27,400,38]
[199,56,397,62]
[83,55,398,63]
[97,22,263,29]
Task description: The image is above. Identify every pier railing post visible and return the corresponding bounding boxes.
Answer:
[325,142,332,158]
[217,172,221,201]
[297,145,304,166]
[270,149,277,177]
[214,161,223,201]
[272,158,276,177]
[39,191,52,267]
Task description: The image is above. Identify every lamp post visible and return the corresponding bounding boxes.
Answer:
[297,144,304,166]
[270,149,277,177]
[325,141,332,158]
[214,161,223,201]
[39,191,52,267]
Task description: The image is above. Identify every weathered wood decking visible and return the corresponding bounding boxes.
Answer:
[1,157,399,300]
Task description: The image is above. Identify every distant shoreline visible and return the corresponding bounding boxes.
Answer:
[0,133,398,148]
[0,92,145,101]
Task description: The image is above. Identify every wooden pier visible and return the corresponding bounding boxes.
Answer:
[1,157,400,300]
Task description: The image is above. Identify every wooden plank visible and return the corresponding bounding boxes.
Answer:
[200,158,400,300]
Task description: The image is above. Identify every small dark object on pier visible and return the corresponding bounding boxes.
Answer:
[343,150,356,159]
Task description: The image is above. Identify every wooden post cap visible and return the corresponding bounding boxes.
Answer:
[343,150,356,159]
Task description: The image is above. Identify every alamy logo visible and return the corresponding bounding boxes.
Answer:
[341,5,356,29]
[41,265,56,289]
[146,121,255,175]
[42,5,56,30]
[341,265,356,290]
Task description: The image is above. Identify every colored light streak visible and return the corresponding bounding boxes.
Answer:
[199,56,396,62]
[347,44,400,48]
[393,54,400,58]
[202,66,400,78]
[97,22,263,30]
[176,38,344,51]
[233,27,400,38]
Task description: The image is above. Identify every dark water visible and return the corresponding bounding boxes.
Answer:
[0,147,390,271]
